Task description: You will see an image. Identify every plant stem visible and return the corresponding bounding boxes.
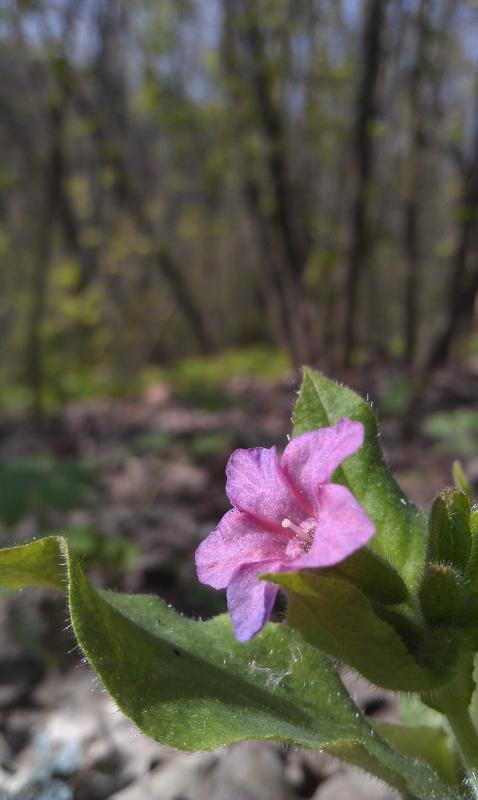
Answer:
[444,705,478,798]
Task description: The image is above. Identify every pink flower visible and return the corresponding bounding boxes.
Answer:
[195,419,375,642]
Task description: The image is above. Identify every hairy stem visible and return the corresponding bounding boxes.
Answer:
[444,705,478,798]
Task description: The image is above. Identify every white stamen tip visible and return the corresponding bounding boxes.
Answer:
[281,518,304,537]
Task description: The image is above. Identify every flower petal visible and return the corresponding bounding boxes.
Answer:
[281,419,364,508]
[225,446,304,528]
[227,564,279,642]
[284,483,375,570]
[195,509,286,590]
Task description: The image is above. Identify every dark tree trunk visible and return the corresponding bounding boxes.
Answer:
[76,102,215,355]
[426,65,478,371]
[222,0,314,365]
[403,195,420,363]
[242,0,307,280]
[242,177,313,366]
[83,4,216,355]
[343,0,388,366]
[426,159,478,368]
[403,0,429,365]
[152,246,216,355]
[25,102,64,419]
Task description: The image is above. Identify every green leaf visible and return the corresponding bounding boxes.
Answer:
[0,537,65,590]
[453,461,472,500]
[293,369,426,590]
[0,456,96,526]
[266,570,448,691]
[0,537,458,800]
[319,546,409,605]
[400,694,448,728]
[373,721,458,786]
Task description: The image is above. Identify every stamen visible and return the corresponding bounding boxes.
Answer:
[281,518,303,537]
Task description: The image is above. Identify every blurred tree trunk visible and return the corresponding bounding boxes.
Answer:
[242,0,314,364]
[242,176,316,364]
[22,4,81,417]
[222,0,314,365]
[403,0,429,365]
[427,155,478,368]
[425,65,478,369]
[343,0,388,366]
[111,151,216,355]
[55,143,99,294]
[25,66,68,419]
[103,143,216,354]
[84,0,216,355]
[241,0,306,282]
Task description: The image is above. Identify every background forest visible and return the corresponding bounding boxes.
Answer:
[2,0,478,415]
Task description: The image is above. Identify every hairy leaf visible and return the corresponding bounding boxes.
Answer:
[0,537,458,800]
[293,369,427,590]
[267,570,448,691]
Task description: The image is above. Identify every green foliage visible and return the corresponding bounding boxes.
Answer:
[63,527,139,574]
[151,347,290,410]
[453,461,473,498]
[424,410,478,456]
[0,379,32,415]
[293,369,427,590]
[0,456,96,526]
[128,430,173,456]
[378,374,414,416]
[185,432,234,460]
[0,346,291,414]
[0,537,64,590]
[0,537,458,799]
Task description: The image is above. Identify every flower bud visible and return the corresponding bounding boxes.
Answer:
[427,489,471,571]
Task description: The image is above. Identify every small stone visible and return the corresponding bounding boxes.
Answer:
[313,769,400,799]
[7,778,73,800]
[207,743,295,800]
[110,751,216,800]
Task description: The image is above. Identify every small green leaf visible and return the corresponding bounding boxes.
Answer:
[399,694,447,728]
[373,721,458,786]
[0,537,65,590]
[266,570,448,691]
[293,370,426,590]
[320,546,408,605]
[0,537,457,800]
[453,461,472,499]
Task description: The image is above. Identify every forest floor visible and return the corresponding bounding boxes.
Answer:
[0,364,477,800]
